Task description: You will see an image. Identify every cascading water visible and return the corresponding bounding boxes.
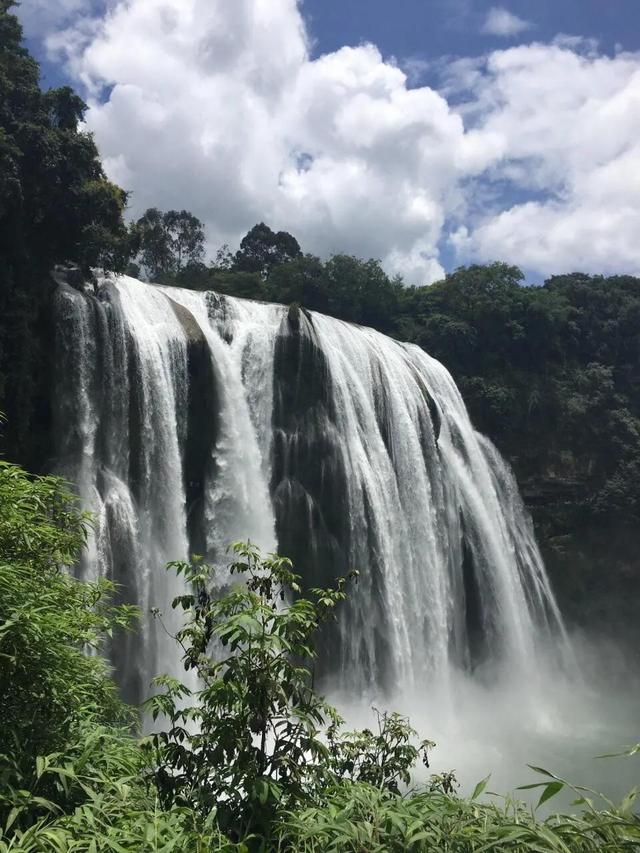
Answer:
[51,272,570,711]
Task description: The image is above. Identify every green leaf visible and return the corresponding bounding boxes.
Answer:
[537,780,564,807]
[527,765,558,779]
[471,775,490,801]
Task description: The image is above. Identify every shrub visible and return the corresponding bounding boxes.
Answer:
[144,543,432,843]
[0,459,137,830]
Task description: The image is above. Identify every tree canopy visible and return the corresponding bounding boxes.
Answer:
[233,222,302,277]
[0,1,130,464]
[0,2,129,275]
[130,208,205,282]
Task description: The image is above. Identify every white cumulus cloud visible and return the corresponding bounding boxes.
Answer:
[448,42,640,275]
[41,0,465,282]
[481,6,532,38]
[19,0,640,283]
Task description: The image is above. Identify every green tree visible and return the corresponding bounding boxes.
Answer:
[0,1,130,465]
[266,253,328,312]
[0,3,129,272]
[131,208,205,281]
[0,456,137,829]
[146,543,431,842]
[211,269,265,299]
[324,255,402,331]
[233,222,302,278]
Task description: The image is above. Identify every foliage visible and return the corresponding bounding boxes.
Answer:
[0,722,247,853]
[265,254,327,309]
[145,543,345,837]
[4,762,640,852]
[0,459,137,830]
[130,208,205,282]
[145,543,432,842]
[0,2,130,464]
[209,269,265,300]
[233,222,301,278]
[276,769,640,852]
[0,5,129,274]
[327,709,434,794]
[132,543,640,850]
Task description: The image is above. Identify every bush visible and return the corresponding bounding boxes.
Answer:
[277,770,640,852]
[145,544,432,843]
[0,459,137,830]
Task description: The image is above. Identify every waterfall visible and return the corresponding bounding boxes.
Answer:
[51,273,570,704]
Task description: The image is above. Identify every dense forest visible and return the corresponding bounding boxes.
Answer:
[1,3,639,850]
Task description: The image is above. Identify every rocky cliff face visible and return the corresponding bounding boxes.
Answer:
[166,296,219,557]
[517,465,640,654]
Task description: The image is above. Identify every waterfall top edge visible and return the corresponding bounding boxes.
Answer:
[81,271,436,360]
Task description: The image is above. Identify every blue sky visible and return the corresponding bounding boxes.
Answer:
[28,2,640,94]
[17,0,640,284]
[303,0,639,63]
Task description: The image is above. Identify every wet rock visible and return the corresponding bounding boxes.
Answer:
[168,297,219,557]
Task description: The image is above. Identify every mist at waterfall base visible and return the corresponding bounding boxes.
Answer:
[329,634,640,807]
[52,273,639,804]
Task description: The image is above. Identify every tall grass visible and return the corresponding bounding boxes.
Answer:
[0,724,247,853]
[3,751,638,852]
[276,772,640,852]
